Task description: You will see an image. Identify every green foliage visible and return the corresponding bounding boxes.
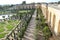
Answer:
[43,26,49,35]
[22,1,26,4]
[0,20,19,38]
[18,9,34,39]
[0,27,5,32]
[58,1,60,4]
[42,26,52,40]
[19,27,25,38]
[0,22,5,24]
[36,17,39,20]
[36,8,52,40]
[0,32,7,38]
[18,10,31,13]
[6,24,14,31]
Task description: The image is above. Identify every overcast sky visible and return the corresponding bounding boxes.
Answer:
[0,0,59,5]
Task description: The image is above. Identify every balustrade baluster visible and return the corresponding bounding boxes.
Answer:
[17,25,20,33]
[13,31,16,39]
[11,32,14,39]
[6,37,10,40]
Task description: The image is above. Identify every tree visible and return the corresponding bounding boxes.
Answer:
[58,1,60,4]
[2,16,5,18]
[22,1,26,4]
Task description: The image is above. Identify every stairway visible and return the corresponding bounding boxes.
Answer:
[22,10,36,40]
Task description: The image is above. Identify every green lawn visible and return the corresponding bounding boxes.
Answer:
[0,28,5,32]
[18,10,31,13]
[0,11,10,14]
[0,32,8,38]
[0,20,19,39]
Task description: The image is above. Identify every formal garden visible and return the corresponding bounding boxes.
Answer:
[0,6,53,40]
[0,9,35,40]
[0,20,19,38]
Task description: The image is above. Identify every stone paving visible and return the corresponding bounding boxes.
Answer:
[22,10,36,40]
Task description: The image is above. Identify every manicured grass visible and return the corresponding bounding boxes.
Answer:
[0,32,8,38]
[0,11,10,14]
[0,22,6,33]
[6,24,14,31]
[0,20,19,39]
[0,22,6,27]
[0,27,5,32]
[6,20,19,31]
[18,10,31,13]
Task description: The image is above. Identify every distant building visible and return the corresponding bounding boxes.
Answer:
[8,3,35,10]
